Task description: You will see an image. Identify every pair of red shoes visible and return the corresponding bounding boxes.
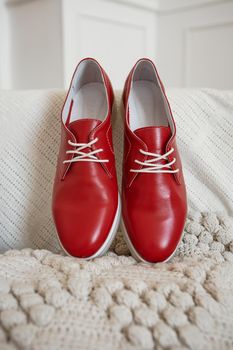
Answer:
[52,58,187,263]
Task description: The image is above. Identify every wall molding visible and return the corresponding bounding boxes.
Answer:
[105,0,160,11]
[61,0,157,88]
[6,0,232,12]
[80,13,148,34]
[158,0,233,14]
[6,0,160,10]
[3,0,233,89]
[6,0,39,6]
[104,0,233,13]
[183,19,233,86]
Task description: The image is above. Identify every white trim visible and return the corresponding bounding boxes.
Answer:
[102,0,232,13]
[104,0,160,11]
[6,0,160,10]
[5,0,232,12]
[158,0,233,13]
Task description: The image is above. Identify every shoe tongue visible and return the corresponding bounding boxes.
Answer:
[134,126,171,153]
[68,119,101,143]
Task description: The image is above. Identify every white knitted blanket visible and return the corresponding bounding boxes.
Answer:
[1,89,233,349]
[0,89,233,252]
[1,211,233,350]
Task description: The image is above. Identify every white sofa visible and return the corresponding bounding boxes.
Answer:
[0,89,233,350]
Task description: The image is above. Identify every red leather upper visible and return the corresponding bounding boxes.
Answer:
[122,58,187,263]
[52,58,118,258]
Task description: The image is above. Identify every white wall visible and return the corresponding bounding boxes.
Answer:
[1,0,158,90]
[0,1,3,88]
[61,0,157,89]
[1,0,233,90]
[4,0,63,89]
[0,0,10,89]
[157,0,233,89]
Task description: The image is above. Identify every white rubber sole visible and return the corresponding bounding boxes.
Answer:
[56,194,121,260]
[121,218,185,264]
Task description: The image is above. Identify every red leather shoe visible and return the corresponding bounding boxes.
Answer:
[52,58,120,259]
[121,58,187,263]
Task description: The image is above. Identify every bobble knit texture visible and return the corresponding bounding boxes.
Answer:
[0,90,233,349]
[1,221,233,350]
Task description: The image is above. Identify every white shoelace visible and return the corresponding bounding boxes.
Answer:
[130,148,179,174]
[63,138,109,164]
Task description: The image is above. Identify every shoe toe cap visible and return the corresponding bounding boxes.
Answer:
[53,201,117,258]
[125,211,186,263]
